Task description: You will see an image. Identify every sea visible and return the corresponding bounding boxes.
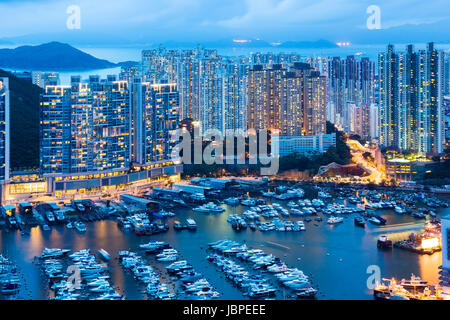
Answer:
[1,197,448,300]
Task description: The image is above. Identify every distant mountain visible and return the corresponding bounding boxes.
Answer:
[277,39,338,49]
[202,38,273,48]
[0,69,41,169]
[0,42,117,71]
[117,61,139,68]
[157,38,338,50]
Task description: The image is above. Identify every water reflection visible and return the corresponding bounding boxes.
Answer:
[1,203,448,300]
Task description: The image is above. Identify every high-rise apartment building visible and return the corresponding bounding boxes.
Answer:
[222,63,248,135]
[379,45,397,148]
[247,64,285,133]
[444,52,450,94]
[378,43,445,154]
[129,80,180,165]
[327,56,375,138]
[143,83,180,163]
[40,85,72,175]
[0,78,10,183]
[40,77,179,175]
[32,71,60,88]
[281,72,303,136]
[248,62,326,136]
[303,70,327,136]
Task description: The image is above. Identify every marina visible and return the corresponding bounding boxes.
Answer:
[0,181,449,300]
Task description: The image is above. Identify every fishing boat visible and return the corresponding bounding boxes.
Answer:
[247,284,276,298]
[0,255,21,295]
[354,216,365,227]
[296,287,318,299]
[375,215,387,225]
[54,211,66,223]
[193,202,225,213]
[241,198,257,206]
[394,206,406,214]
[261,191,275,198]
[224,197,240,205]
[98,249,110,261]
[412,212,426,219]
[327,217,344,225]
[74,221,86,232]
[39,248,71,259]
[377,236,393,249]
[186,218,197,230]
[368,217,381,225]
[173,220,185,230]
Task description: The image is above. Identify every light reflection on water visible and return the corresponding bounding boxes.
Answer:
[1,203,448,300]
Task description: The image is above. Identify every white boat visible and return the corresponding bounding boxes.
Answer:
[224,197,240,205]
[241,199,256,206]
[74,221,86,232]
[283,279,309,289]
[261,191,275,198]
[190,193,206,201]
[368,217,381,225]
[69,249,90,259]
[193,202,225,213]
[327,217,344,224]
[267,263,289,273]
[287,201,298,208]
[39,248,71,259]
[157,254,177,262]
[139,241,167,250]
[186,218,197,230]
[90,284,112,293]
[87,279,110,287]
[98,249,110,261]
[156,249,178,257]
[394,206,406,214]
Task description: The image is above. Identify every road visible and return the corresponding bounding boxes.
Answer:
[346,139,386,184]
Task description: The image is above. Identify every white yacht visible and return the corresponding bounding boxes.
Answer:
[327,217,344,224]
[193,202,225,213]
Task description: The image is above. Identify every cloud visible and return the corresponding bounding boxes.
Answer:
[0,0,449,43]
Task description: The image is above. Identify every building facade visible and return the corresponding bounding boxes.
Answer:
[327,56,375,138]
[248,62,326,137]
[0,78,10,183]
[378,43,445,155]
[275,133,336,156]
[40,77,180,177]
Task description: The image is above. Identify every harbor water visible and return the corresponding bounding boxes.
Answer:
[1,201,448,300]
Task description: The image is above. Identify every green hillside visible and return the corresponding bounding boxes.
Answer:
[0,69,41,169]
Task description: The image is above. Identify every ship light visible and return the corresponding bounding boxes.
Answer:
[421,238,439,249]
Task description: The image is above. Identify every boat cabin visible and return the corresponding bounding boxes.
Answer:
[120,194,159,212]
[36,202,60,214]
[18,202,33,215]
[1,205,16,217]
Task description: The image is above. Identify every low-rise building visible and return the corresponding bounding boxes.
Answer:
[2,160,182,203]
[274,133,336,156]
[385,159,431,183]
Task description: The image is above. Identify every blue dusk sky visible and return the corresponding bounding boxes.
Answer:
[0,0,449,45]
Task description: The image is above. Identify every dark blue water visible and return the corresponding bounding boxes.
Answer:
[1,200,447,300]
